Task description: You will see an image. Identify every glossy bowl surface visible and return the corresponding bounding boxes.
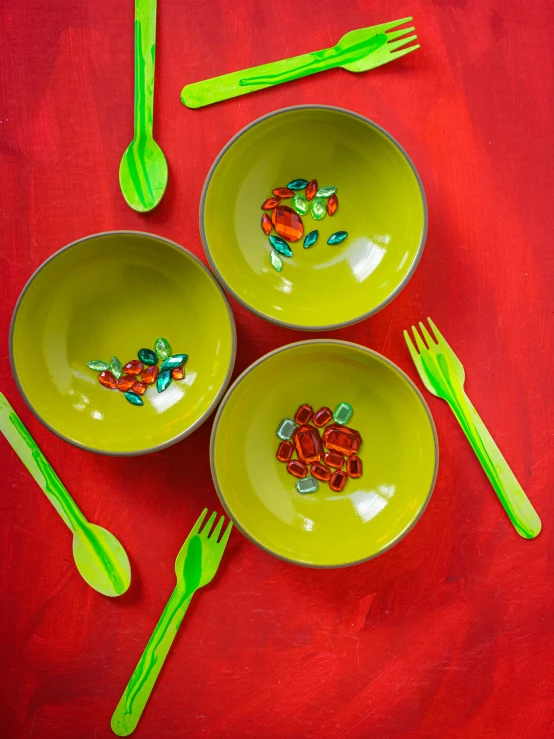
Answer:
[201,105,427,331]
[10,231,236,455]
[211,341,438,567]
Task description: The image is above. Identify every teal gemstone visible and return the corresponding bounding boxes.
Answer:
[124,391,144,406]
[316,186,337,198]
[87,360,110,372]
[292,192,309,215]
[277,418,296,440]
[269,235,293,257]
[296,476,319,494]
[157,369,172,393]
[270,250,283,272]
[160,354,188,371]
[333,401,353,425]
[287,179,309,190]
[138,348,158,366]
[110,356,122,379]
[327,231,348,245]
[304,230,319,248]
[311,197,326,220]
[155,337,172,361]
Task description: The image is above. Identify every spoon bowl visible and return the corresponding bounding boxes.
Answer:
[73,523,131,597]
[119,136,168,212]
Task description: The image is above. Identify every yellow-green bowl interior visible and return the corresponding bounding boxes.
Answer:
[202,106,426,330]
[11,232,236,455]
[211,341,437,567]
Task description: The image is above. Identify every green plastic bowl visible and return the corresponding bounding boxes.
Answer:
[211,340,438,567]
[10,232,236,455]
[201,105,427,331]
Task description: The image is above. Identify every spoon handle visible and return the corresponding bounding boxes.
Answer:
[133,0,157,139]
[0,393,88,532]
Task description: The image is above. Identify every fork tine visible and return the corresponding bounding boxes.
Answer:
[387,35,418,52]
[427,317,447,346]
[419,321,437,349]
[210,515,225,542]
[386,26,415,41]
[219,520,233,549]
[404,330,421,363]
[200,511,217,538]
[190,508,208,536]
[389,44,420,61]
[381,16,413,32]
[411,325,428,354]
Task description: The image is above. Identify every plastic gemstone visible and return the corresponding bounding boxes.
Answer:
[333,401,353,425]
[261,213,272,235]
[327,193,338,215]
[132,381,147,396]
[157,370,172,393]
[311,462,331,481]
[295,404,313,425]
[277,440,295,462]
[311,197,326,220]
[324,451,346,468]
[142,365,159,385]
[293,424,323,465]
[303,230,318,248]
[347,456,363,478]
[98,371,117,389]
[287,179,309,190]
[287,460,307,478]
[155,338,171,360]
[123,360,143,376]
[296,476,319,494]
[292,192,309,215]
[262,196,281,210]
[272,206,303,242]
[322,424,362,457]
[110,356,122,379]
[117,375,136,392]
[172,366,185,380]
[328,231,348,245]
[138,348,158,366]
[312,407,333,427]
[306,179,318,201]
[329,469,348,492]
[269,235,293,257]
[160,354,188,371]
[277,418,296,440]
[88,360,110,371]
[273,187,294,198]
[316,186,337,197]
[124,391,144,406]
[270,250,283,271]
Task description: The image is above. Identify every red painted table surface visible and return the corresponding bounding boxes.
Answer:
[1,1,553,737]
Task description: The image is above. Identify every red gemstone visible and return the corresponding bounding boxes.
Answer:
[287,459,307,478]
[295,404,313,425]
[277,440,294,463]
[98,371,116,389]
[261,213,272,235]
[117,375,136,392]
[293,424,323,465]
[346,456,363,478]
[273,187,295,198]
[329,469,348,492]
[132,381,147,396]
[271,205,304,242]
[142,365,159,385]
[311,462,331,482]
[322,424,362,457]
[327,193,338,216]
[324,451,345,469]
[123,360,143,376]
[262,196,281,210]
[306,179,318,201]
[312,407,333,427]
[172,366,185,380]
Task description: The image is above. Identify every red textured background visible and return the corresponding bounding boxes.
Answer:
[1,1,553,737]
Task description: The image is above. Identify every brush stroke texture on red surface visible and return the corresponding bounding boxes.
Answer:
[1,1,553,737]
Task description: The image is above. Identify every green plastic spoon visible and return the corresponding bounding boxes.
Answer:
[120,0,167,212]
[0,393,131,596]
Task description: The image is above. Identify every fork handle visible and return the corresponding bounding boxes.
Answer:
[449,391,541,539]
[111,585,194,736]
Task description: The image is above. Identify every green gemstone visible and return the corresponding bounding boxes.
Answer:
[304,230,319,248]
[138,348,158,366]
[160,354,188,371]
[277,418,296,440]
[157,369,172,393]
[124,391,144,406]
[316,186,337,198]
[270,250,283,272]
[296,476,319,494]
[155,338,172,361]
[333,401,353,425]
[110,356,122,379]
[287,179,309,190]
[269,235,293,257]
[292,192,309,215]
[87,360,110,372]
[311,197,327,220]
[327,231,348,245]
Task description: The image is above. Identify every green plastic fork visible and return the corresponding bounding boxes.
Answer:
[181,17,419,108]
[404,319,541,539]
[111,509,233,736]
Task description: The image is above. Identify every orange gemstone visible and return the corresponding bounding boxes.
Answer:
[347,456,363,478]
[142,365,159,385]
[306,179,318,201]
[261,213,272,235]
[329,469,348,492]
[117,375,136,392]
[271,205,304,242]
[322,424,362,457]
[262,196,281,210]
[295,404,313,425]
[312,407,333,427]
[324,451,345,469]
[311,462,331,481]
[293,424,323,465]
[132,381,147,396]
[273,187,295,198]
[287,459,307,478]
[277,440,294,463]
[98,371,116,389]
[172,366,185,380]
[122,360,143,376]
[327,193,338,216]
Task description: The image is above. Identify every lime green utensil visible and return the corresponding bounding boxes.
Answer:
[111,509,232,736]
[181,17,419,108]
[404,319,541,539]
[0,393,131,596]
[120,0,167,211]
